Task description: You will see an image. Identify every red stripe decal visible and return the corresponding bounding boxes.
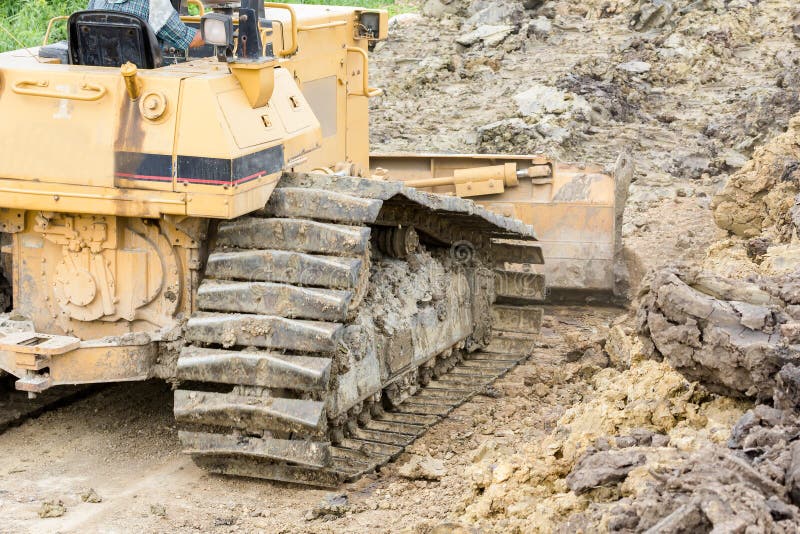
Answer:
[115,173,172,182]
[178,171,267,185]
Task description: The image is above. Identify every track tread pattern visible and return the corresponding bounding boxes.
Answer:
[174,173,539,487]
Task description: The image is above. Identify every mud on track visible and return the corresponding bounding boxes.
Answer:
[0,306,621,533]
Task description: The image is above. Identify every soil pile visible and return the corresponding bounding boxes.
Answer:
[367,1,800,530]
[370,0,800,294]
[635,31,800,534]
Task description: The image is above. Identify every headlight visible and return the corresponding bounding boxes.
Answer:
[201,13,234,47]
[359,12,381,39]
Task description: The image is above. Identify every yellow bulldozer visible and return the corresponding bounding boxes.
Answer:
[0,1,629,486]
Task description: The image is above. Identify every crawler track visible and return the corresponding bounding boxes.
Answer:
[174,173,543,486]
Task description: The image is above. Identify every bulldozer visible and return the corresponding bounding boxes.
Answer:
[0,1,630,486]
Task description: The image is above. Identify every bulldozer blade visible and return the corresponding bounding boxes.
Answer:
[370,152,634,301]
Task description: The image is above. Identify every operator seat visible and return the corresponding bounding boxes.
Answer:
[68,10,163,69]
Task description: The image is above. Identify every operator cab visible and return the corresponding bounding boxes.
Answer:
[67,11,163,69]
[37,0,263,67]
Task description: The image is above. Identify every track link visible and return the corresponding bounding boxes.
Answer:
[174,173,540,486]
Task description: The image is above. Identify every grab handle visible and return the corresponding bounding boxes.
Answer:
[346,46,383,97]
[12,80,107,102]
[264,2,298,57]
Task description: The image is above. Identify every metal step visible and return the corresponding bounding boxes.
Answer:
[206,250,363,289]
[265,188,383,224]
[197,280,352,322]
[174,390,327,435]
[176,347,331,390]
[216,217,371,257]
[185,312,343,352]
[180,431,332,468]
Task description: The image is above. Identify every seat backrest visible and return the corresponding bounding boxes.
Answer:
[68,10,163,69]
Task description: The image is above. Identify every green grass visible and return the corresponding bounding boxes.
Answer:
[0,0,85,52]
[289,1,415,17]
[0,0,415,53]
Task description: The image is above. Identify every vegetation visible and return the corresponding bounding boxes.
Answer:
[0,0,85,52]
[0,0,414,53]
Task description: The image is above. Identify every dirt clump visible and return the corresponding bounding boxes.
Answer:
[38,500,66,519]
[634,72,800,534]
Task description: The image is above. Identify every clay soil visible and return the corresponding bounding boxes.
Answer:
[4,0,800,532]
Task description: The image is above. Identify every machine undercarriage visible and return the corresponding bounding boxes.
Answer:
[0,1,627,486]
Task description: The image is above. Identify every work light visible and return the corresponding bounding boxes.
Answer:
[201,13,234,48]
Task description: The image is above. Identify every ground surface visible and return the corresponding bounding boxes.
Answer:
[1,307,619,533]
[4,0,800,531]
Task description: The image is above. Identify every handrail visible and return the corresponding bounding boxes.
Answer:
[188,0,205,16]
[12,80,107,102]
[298,21,347,32]
[263,2,298,57]
[346,46,383,98]
[42,16,69,47]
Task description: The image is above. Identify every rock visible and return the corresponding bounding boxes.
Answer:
[492,462,515,483]
[38,500,66,518]
[305,493,349,520]
[784,442,800,506]
[398,455,446,480]
[615,436,637,448]
[566,449,646,494]
[746,237,771,262]
[80,488,102,503]
[389,13,423,29]
[775,364,800,411]
[477,118,542,154]
[605,325,636,369]
[617,61,651,74]
[465,3,524,27]
[522,0,546,9]
[630,0,675,32]
[651,434,671,447]
[150,503,167,517]
[422,0,467,18]
[712,118,800,239]
[527,16,551,39]
[637,267,793,400]
[513,84,585,117]
[456,24,513,47]
[535,121,569,143]
[781,323,800,344]
[730,301,771,330]
[766,495,798,521]
[724,150,749,169]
